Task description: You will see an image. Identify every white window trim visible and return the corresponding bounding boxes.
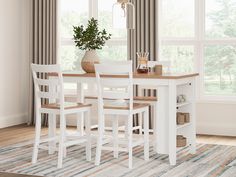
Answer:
[159,0,236,103]
[60,0,127,47]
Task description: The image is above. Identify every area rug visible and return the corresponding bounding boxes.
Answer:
[1,141,236,177]
[0,172,41,177]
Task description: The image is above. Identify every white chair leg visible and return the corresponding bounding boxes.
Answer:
[63,134,67,158]
[139,113,143,135]
[113,115,119,158]
[85,110,91,161]
[63,117,67,158]
[58,114,66,168]
[48,114,56,155]
[77,112,84,136]
[143,109,149,161]
[32,112,41,164]
[95,114,104,166]
[128,115,133,169]
[125,118,128,139]
[153,103,158,152]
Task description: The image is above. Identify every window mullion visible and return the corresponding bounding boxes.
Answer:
[89,0,98,19]
[198,0,205,41]
[89,0,92,18]
[198,0,206,100]
[194,0,201,99]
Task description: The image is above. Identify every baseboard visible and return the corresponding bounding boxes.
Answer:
[197,124,236,137]
[0,113,28,129]
[66,116,236,136]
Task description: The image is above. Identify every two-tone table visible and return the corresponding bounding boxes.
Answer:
[50,72,199,165]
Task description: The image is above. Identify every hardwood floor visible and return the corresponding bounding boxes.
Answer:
[197,134,236,146]
[0,124,48,146]
[0,124,236,147]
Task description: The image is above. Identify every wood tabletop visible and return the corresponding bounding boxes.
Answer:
[50,72,199,79]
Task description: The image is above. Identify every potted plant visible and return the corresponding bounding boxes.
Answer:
[73,18,111,73]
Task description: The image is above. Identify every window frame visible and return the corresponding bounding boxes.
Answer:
[59,0,127,62]
[159,0,236,103]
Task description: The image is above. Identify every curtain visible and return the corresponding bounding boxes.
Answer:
[128,0,159,128]
[29,0,58,125]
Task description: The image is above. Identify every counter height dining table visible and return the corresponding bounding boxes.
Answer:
[49,72,199,165]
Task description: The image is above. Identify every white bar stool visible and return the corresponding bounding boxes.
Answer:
[31,64,92,168]
[94,61,150,169]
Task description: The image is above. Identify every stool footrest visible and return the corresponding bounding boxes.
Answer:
[38,145,58,151]
[40,136,59,144]
[64,138,87,147]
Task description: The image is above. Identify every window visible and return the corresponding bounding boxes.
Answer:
[160,0,236,101]
[60,0,89,72]
[97,0,127,62]
[60,0,127,72]
[159,0,195,74]
[204,45,236,96]
[161,0,195,38]
[204,0,236,98]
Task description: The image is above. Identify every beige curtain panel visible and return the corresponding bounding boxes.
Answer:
[128,0,159,128]
[29,0,58,125]
[128,0,159,67]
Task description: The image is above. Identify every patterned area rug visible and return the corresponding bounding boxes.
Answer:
[1,141,236,177]
[0,172,41,177]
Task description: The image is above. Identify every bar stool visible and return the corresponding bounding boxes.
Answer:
[94,61,150,169]
[31,64,92,168]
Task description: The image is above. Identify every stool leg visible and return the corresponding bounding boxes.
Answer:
[113,115,119,158]
[32,112,41,164]
[85,110,91,161]
[77,112,84,136]
[48,113,56,155]
[95,114,104,166]
[153,103,158,152]
[144,109,149,161]
[125,118,128,139]
[63,118,67,158]
[58,114,66,168]
[139,113,143,135]
[128,115,133,169]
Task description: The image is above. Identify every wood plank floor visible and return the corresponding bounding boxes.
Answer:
[0,124,236,147]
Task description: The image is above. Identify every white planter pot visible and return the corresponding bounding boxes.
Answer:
[81,50,100,73]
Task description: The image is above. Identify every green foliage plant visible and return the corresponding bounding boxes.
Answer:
[73,17,111,51]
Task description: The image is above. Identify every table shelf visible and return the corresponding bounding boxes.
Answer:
[176,102,191,108]
[177,122,191,130]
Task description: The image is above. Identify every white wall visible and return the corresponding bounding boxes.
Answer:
[197,102,236,136]
[0,0,30,128]
[0,0,235,137]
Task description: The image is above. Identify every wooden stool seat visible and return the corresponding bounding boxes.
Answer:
[42,102,92,110]
[66,95,157,103]
[134,96,157,102]
[104,103,149,110]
